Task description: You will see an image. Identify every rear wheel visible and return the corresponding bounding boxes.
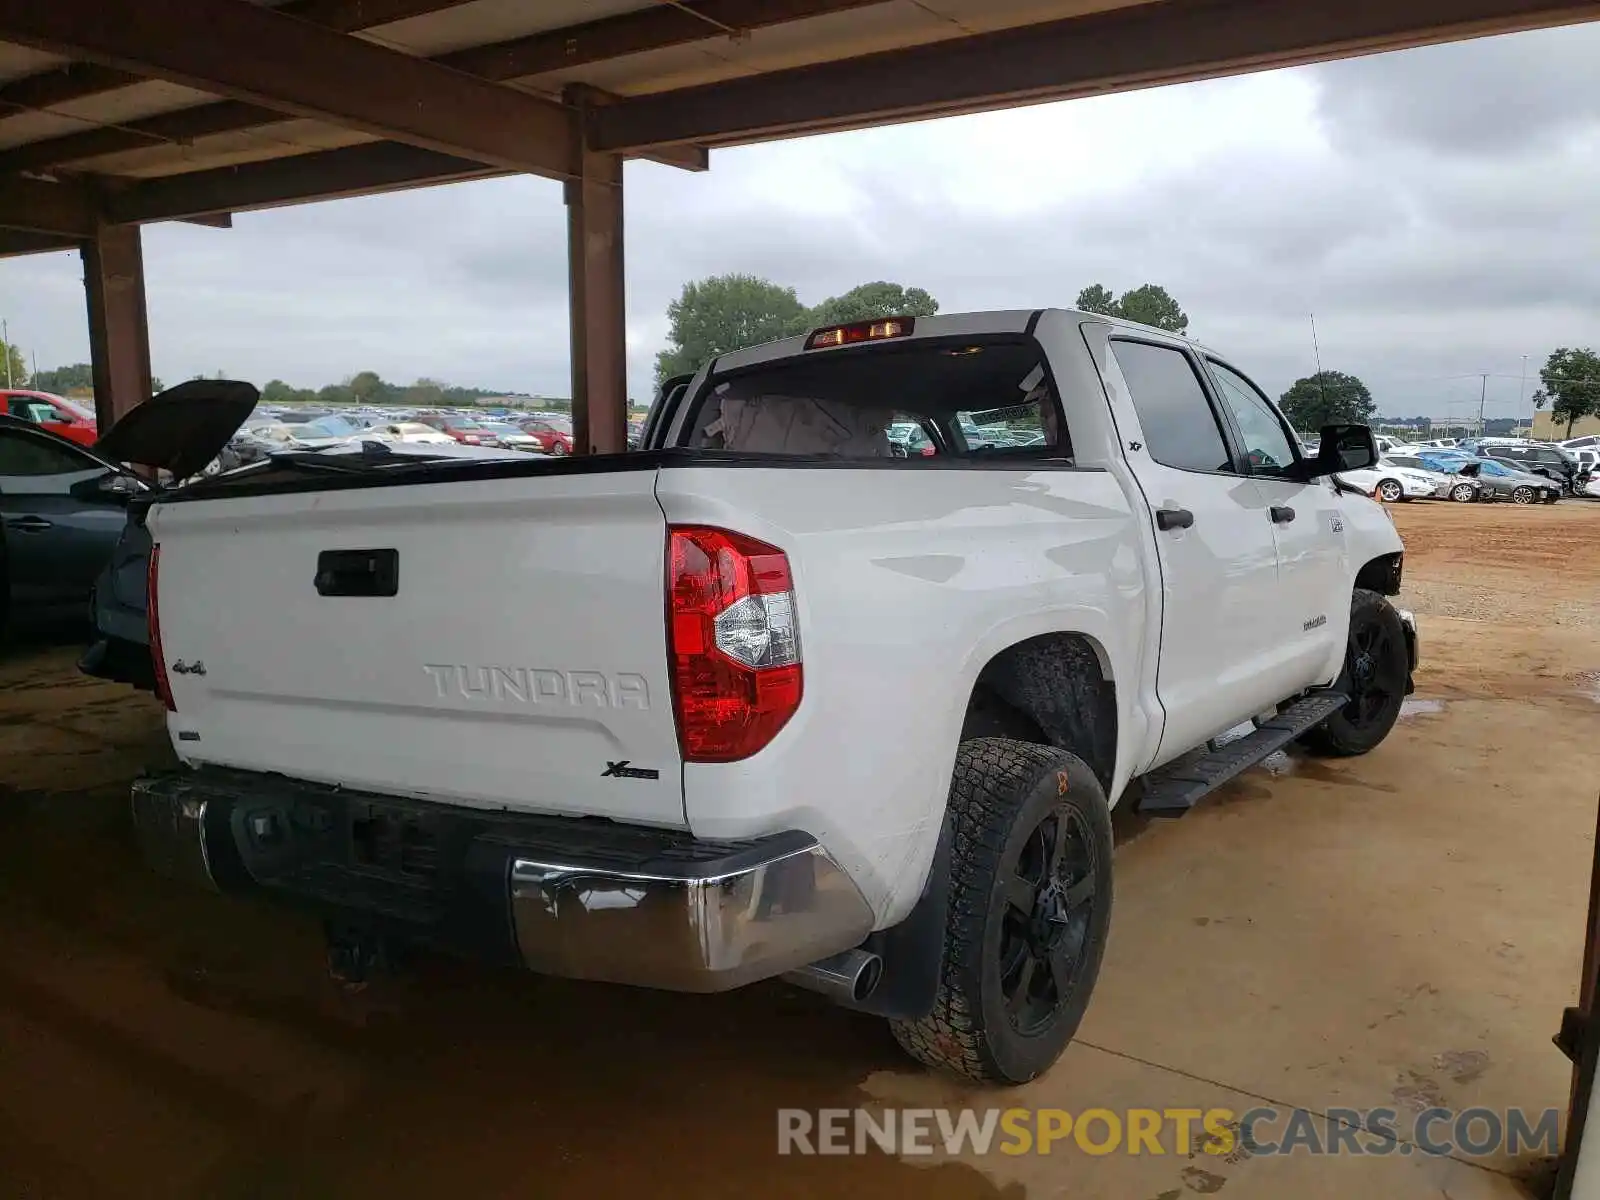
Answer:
[890,739,1112,1084]
[1376,479,1404,503]
[1449,483,1477,503]
[1512,486,1536,505]
[1302,589,1408,758]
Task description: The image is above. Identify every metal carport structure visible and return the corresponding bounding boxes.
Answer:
[0,0,1596,451]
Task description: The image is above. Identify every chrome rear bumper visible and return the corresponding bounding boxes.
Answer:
[131,769,872,992]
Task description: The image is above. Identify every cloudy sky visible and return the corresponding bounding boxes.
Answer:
[4,21,1598,420]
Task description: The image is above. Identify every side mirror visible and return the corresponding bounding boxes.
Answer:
[1293,424,1377,479]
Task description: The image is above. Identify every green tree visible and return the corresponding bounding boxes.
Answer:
[654,274,809,384]
[807,280,939,326]
[0,337,28,387]
[1074,283,1189,333]
[261,379,297,405]
[403,378,446,407]
[316,382,355,405]
[1279,371,1377,430]
[1074,284,1118,318]
[32,362,92,393]
[1531,347,1600,436]
[348,370,397,405]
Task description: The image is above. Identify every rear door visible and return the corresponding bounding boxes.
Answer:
[1103,338,1289,764]
[149,467,687,827]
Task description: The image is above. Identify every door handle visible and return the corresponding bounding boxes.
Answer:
[1269,505,1296,524]
[4,516,52,533]
[1155,507,1195,531]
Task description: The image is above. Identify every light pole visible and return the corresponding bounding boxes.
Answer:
[1519,355,1529,433]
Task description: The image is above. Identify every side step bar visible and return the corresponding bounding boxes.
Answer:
[1135,690,1348,818]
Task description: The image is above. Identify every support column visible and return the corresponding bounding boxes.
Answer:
[82,223,152,428]
[565,90,627,456]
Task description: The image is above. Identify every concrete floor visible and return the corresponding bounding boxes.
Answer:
[1,502,1596,1198]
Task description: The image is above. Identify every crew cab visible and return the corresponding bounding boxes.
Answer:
[129,310,1417,1084]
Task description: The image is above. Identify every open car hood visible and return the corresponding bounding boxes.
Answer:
[93,379,258,480]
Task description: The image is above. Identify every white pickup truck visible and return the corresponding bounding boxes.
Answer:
[133,309,1416,1084]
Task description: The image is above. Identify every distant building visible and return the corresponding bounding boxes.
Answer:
[1531,412,1600,440]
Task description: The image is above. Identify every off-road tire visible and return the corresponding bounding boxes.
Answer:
[890,739,1113,1084]
[1302,589,1408,758]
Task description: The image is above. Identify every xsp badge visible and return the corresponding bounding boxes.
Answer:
[602,761,660,781]
[1303,615,1328,632]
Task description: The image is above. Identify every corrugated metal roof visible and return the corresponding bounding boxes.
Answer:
[0,0,1149,180]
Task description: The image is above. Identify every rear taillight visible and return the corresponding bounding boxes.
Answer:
[147,543,174,711]
[668,526,802,763]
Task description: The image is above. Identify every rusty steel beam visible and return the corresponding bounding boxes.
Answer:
[591,0,1600,150]
[0,0,575,177]
[565,93,628,457]
[83,223,153,426]
[0,0,476,118]
[0,101,277,175]
[102,142,500,224]
[0,228,78,257]
[0,173,98,236]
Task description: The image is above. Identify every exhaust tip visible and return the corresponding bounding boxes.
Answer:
[850,953,883,1002]
[781,949,883,1007]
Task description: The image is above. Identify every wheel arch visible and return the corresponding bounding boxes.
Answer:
[959,632,1118,798]
[861,630,1121,1023]
[1354,551,1404,597]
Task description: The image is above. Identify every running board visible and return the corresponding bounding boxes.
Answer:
[1135,691,1349,818]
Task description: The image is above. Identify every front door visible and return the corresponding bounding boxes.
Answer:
[1203,358,1349,689]
[1104,338,1291,766]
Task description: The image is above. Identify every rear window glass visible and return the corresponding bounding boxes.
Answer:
[681,339,1072,460]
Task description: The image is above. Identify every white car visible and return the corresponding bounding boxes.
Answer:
[365,421,457,446]
[133,307,1415,1085]
[1337,457,1450,501]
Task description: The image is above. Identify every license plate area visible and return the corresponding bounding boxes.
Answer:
[349,800,440,882]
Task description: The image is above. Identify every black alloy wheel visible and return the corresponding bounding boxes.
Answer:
[1302,589,1409,757]
[998,804,1101,1036]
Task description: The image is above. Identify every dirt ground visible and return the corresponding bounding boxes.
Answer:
[1,499,1597,1199]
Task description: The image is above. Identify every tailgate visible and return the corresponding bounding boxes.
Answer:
[148,470,685,827]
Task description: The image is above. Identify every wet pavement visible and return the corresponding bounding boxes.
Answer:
[2,500,1597,1198]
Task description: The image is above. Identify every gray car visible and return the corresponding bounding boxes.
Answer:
[1445,457,1562,504]
[0,415,147,636]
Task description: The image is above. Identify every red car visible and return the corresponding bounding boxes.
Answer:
[416,413,493,445]
[518,416,573,456]
[3,389,99,446]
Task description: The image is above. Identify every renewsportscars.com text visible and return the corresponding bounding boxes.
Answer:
[777,1106,1560,1159]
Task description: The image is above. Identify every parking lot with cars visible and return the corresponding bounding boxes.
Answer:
[1,491,1595,1198]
